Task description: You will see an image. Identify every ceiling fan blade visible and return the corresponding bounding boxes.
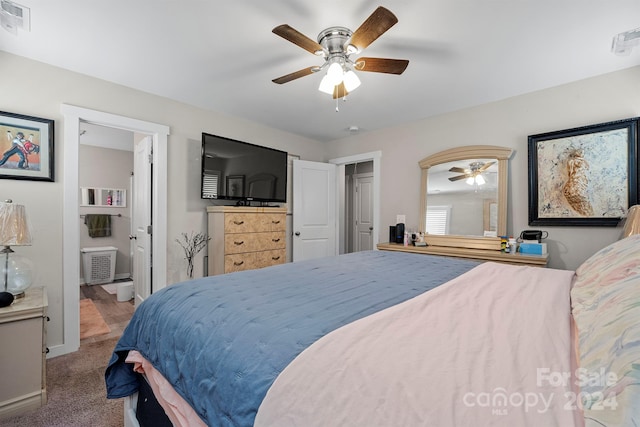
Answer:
[448,167,468,173]
[478,161,496,172]
[272,67,317,84]
[272,24,323,55]
[354,57,409,74]
[332,82,349,99]
[448,175,470,182]
[349,6,398,52]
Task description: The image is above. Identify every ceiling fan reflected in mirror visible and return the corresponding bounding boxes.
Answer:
[448,161,496,186]
[271,6,409,100]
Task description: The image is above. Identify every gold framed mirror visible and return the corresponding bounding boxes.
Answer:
[419,145,513,250]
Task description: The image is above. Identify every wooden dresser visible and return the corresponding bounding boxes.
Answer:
[377,243,549,267]
[0,287,48,420]
[207,206,287,275]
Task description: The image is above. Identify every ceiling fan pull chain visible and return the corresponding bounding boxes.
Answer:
[335,97,339,112]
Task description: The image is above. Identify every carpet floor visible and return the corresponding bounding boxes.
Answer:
[1,337,123,427]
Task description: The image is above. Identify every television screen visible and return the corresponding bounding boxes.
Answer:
[201,133,288,203]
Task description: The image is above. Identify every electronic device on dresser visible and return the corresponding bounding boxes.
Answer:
[201,133,288,204]
[395,223,405,244]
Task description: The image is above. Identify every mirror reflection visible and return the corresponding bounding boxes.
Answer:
[419,145,512,250]
[426,159,498,237]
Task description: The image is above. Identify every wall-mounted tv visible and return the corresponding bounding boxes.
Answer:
[201,132,288,204]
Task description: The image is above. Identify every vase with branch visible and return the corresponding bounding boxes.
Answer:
[176,231,211,279]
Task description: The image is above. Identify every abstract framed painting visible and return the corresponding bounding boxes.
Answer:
[0,111,54,181]
[528,117,638,226]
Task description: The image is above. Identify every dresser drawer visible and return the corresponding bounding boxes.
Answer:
[224,231,286,254]
[224,249,286,273]
[224,253,257,273]
[224,213,286,233]
[255,249,286,268]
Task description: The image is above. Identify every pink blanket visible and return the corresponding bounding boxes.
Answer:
[256,262,584,426]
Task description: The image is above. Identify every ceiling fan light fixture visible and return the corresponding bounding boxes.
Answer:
[343,70,361,92]
[326,61,344,86]
[475,174,486,185]
[318,75,335,94]
[465,177,475,185]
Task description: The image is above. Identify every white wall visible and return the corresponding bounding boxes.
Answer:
[324,66,640,270]
[0,51,326,350]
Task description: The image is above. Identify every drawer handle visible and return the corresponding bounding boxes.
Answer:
[272,256,280,261]
[233,220,244,225]
[272,220,281,224]
[272,238,280,242]
[46,348,50,354]
[234,261,244,266]
[234,241,245,246]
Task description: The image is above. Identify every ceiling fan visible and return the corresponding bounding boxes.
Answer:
[271,6,409,99]
[448,161,496,185]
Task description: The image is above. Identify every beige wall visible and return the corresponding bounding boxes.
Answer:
[0,51,325,349]
[324,65,640,270]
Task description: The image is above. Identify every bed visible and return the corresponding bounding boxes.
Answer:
[106,235,640,427]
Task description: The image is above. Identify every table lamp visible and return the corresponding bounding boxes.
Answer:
[0,199,33,299]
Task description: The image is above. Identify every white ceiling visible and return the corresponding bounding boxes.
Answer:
[1,0,639,142]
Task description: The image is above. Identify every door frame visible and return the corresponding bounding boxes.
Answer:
[329,151,381,255]
[58,104,169,358]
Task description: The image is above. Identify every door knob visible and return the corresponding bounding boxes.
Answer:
[369,227,374,231]
[294,231,301,236]
[129,234,137,240]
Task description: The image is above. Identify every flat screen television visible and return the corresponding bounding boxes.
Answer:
[201,132,288,204]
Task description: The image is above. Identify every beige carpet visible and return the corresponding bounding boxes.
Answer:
[80,298,111,339]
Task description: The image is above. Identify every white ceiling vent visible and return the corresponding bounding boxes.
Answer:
[0,0,30,35]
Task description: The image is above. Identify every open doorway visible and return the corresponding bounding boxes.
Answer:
[344,161,374,253]
[58,104,169,358]
[330,151,381,256]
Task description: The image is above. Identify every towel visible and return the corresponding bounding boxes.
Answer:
[84,214,111,237]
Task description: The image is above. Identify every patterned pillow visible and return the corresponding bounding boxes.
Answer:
[571,234,640,426]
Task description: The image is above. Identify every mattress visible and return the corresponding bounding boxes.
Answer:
[106,250,480,426]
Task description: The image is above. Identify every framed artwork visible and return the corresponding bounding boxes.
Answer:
[528,117,638,226]
[0,111,54,181]
[226,175,245,197]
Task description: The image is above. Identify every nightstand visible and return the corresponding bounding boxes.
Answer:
[0,287,48,419]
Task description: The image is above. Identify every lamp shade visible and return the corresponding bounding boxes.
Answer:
[0,200,32,246]
[622,205,640,238]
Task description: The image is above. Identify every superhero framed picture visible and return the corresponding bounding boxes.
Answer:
[0,111,54,182]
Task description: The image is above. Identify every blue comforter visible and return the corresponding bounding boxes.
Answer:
[106,250,478,426]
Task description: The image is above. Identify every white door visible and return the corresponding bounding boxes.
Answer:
[353,173,374,252]
[132,136,152,306]
[292,159,337,261]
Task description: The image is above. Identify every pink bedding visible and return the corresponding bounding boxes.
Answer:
[125,351,206,427]
[256,262,583,426]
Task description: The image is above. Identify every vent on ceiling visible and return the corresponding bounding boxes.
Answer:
[0,0,30,35]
